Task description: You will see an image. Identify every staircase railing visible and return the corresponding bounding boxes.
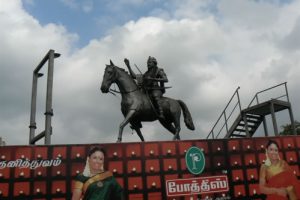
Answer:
[207,82,292,139]
[206,87,242,139]
[248,82,289,108]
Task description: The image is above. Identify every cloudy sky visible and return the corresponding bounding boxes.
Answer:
[1,0,300,145]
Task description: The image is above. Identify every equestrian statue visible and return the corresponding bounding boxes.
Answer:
[100,57,195,142]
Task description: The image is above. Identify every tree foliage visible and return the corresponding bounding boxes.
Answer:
[279,120,300,135]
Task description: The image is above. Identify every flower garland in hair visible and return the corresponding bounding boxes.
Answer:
[83,157,91,177]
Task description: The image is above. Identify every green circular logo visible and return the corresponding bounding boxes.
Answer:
[185,146,205,175]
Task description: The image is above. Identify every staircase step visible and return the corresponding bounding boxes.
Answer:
[231,133,247,137]
[244,118,261,123]
[245,114,262,120]
[235,128,246,132]
[237,123,257,128]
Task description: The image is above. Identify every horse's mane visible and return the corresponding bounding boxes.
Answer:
[116,66,127,73]
[113,65,138,85]
[114,65,130,76]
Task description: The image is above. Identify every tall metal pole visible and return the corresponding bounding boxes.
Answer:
[29,70,44,144]
[29,49,60,145]
[44,50,55,145]
[29,73,40,144]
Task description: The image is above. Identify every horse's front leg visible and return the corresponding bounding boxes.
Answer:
[118,109,136,142]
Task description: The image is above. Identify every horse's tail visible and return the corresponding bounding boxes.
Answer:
[178,100,195,130]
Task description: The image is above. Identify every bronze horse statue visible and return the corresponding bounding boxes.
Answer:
[100,61,195,142]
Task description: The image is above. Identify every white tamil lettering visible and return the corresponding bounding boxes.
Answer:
[168,182,176,193]
[0,161,6,169]
[183,183,191,192]
[0,158,62,169]
[200,180,210,191]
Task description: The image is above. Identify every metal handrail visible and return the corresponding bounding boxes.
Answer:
[207,87,241,139]
[215,101,240,138]
[248,82,288,108]
[207,82,291,139]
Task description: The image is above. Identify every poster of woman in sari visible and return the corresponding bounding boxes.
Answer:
[259,139,300,200]
[71,146,123,200]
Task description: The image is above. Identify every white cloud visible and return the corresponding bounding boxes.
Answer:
[0,0,76,144]
[172,0,216,19]
[218,0,280,29]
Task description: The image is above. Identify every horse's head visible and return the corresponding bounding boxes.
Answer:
[101,60,118,93]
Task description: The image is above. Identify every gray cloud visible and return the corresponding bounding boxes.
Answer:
[279,17,300,51]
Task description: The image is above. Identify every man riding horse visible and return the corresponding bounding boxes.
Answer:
[124,56,168,120]
[101,59,195,142]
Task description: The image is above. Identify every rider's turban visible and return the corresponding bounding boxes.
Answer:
[148,56,157,65]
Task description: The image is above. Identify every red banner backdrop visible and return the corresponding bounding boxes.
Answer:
[0,136,299,200]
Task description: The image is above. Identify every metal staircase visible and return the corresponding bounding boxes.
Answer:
[227,113,263,138]
[207,82,296,139]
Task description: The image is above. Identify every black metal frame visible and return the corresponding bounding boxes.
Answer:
[29,50,60,145]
